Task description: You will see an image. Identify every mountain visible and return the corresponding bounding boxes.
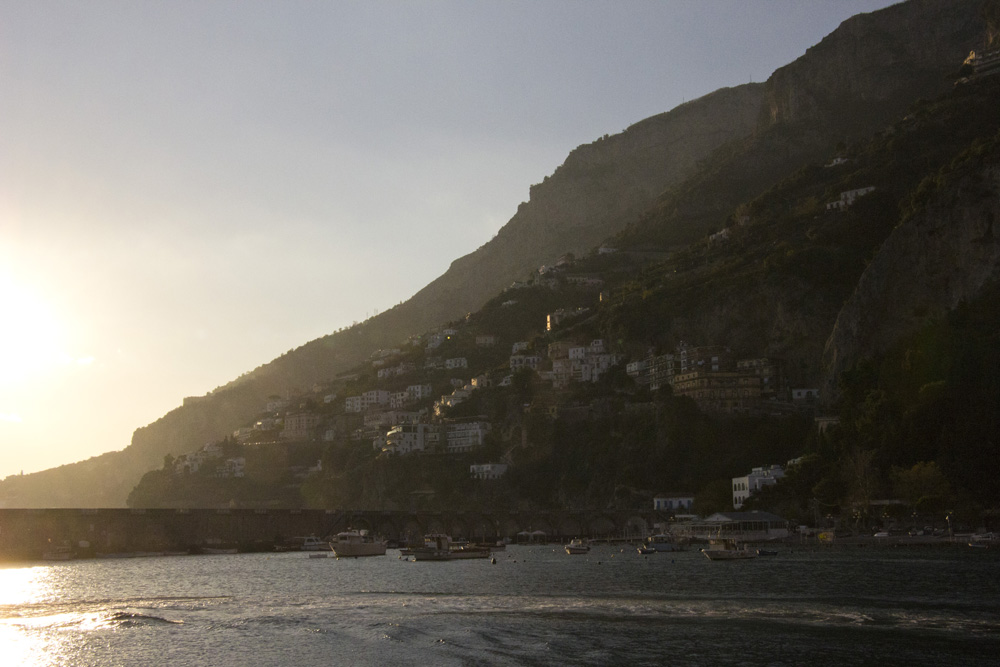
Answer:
[0,0,993,508]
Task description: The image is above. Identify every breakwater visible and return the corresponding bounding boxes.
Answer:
[0,508,660,560]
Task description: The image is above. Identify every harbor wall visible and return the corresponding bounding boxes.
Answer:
[0,508,661,560]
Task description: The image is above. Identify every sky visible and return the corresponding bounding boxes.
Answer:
[0,0,900,480]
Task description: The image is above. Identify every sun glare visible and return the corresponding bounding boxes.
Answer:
[0,277,73,385]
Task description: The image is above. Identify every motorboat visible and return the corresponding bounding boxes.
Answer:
[646,533,686,552]
[411,534,491,561]
[299,535,332,552]
[702,538,757,561]
[330,530,387,558]
[412,534,456,561]
[449,544,492,559]
[636,544,656,555]
[564,538,591,555]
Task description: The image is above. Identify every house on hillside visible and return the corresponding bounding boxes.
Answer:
[825,186,875,211]
[470,463,508,480]
[281,412,321,441]
[653,494,694,512]
[732,465,785,509]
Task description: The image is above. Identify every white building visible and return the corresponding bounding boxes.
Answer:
[445,357,468,369]
[363,389,391,409]
[470,463,508,480]
[653,494,695,512]
[377,423,439,456]
[444,421,491,453]
[510,354,542,372]
[281,412,321,441]
[406,384,433,401]
[732,465,785,509]
[215,457,246,478]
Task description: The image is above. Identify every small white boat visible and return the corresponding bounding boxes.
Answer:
[564,538,591,555]
[299,535,332,552]
[636,544,656,555]
[702,538,757,561]
[330,530,387,558]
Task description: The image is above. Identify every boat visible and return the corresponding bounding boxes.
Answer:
[410,534,491,561]
[702,538,757,561]
[298,535,332,552]
[756,548,779,556]
[636,544,656,555]
[646,533,686,552]
[330,530,387,558]
[449,544,492,559]
[412,534,456,561]
[472,540,506,551]
[564,538,591,555]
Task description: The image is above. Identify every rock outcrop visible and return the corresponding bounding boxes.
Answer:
[824,155,1000,390]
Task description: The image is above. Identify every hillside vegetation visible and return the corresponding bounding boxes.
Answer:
[1,0,996,509]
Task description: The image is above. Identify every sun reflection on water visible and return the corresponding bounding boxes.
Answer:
[0,566,65,666]
[0,565,52,606]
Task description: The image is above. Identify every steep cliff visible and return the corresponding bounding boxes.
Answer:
[824,138,1000,390]
[2,0,993,508]
[622,0,985,250]
[761,0,983,133]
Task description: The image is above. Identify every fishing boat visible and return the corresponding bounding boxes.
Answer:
[412,534,456,561]
[410,534,491,561]
[564,538,591,555]
[330,530,387,558]
[702,538,757,561]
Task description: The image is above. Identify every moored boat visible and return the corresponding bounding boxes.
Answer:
[702,538,757,561]
[412,534,456,561]
[646,533,686,552]
[564,538,591,555]
[299,535,332,552]
[330,530,387,558]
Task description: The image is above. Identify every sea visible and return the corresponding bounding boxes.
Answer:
[1,543,997,666]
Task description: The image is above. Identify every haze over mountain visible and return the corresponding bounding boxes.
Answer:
[2,0,995,508]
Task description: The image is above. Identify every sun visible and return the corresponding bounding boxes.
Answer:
[0,277,69,385]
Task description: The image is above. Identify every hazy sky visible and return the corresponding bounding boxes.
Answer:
[0,1,899,480]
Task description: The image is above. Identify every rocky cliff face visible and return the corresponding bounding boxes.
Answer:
[762,0,983,134]
[824,155,1000,390]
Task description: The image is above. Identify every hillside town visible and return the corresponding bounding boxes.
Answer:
[163,252,827,516]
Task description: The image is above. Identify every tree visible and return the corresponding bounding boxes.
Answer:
[891,461,951,512]
[695,479,734,515]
